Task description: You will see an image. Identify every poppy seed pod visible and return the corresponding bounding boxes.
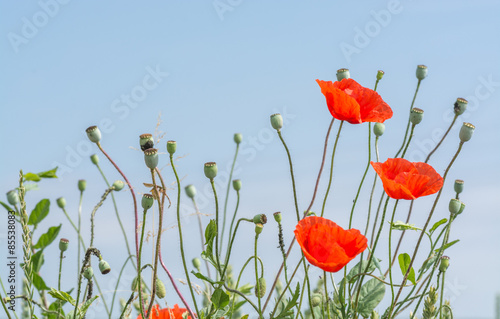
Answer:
[449,199,462,215]
[416,65,428,80]
[99,260,111,275]
[439,256,450,272]
[56,197,66,209]
[131,276,141,292]
[373,122,385,137]
[410,108,424,125]
[167,140,177,155]
[139,134,154,151]
[454,179,464,194]
[232,179,242,191]
[454,98,468,116]
[311,293,323,307]
[6,190,19,206]
[112,180,125,191]
[255,277,266,298]
[273,212,282,223]
[144,148,159,169]
[192,257,201,270]
[233,133,243,144]
[336,68,350,81]
[155,278,166,299]
[255,223,264,235]
[204,162,218,180]
[270,113,283,131]
[78,179,86,192]
[253,214,267,225]
[90,154,99,165]
[141,193,154,210]
[459,122,475,142]
[86,126,101,143]
[184,185,197,199]
[376,70,385,81]
[59,238,69,252]
[457,202,466,215]
[83,266,94,280]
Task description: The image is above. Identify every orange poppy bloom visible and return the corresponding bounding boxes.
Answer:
[137,304,191,319]
[294,216,367,273]
[316,78,393,124]
[371,158,444,200]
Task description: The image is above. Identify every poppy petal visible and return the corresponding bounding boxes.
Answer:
[316,79,362,124]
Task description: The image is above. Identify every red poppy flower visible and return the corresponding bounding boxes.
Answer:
[316,78,393,124]
[137,304,191,319]
[371,158,444,200]
[294,216,367,273]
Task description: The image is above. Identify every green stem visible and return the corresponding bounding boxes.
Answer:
[440,271,446,319]
[295,265,311,319]
[364,136,380,237]
[192,198,212,280]
[223,218,254,279]
[388,200,400,307]
[227,190,240,253]
[324,271,331,319]
[77,191,83,281]
[321,121,344,217]
[89,187,113,248]
[254,234,263,318]
[386,200,415,277]
[394,79,422,158]
[110,255,134,317]
[210,179,223,276]
[57,250,63,317]
[269,256,305,318]
[401,124,416,159]
[0,291,13,319]
[229,256,264,319]
[221,144,240,247]
[277,130,300,222]
[425,115,458,163]
[137,209,148,319]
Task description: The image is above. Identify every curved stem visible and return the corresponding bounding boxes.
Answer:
[192,198,212,280]
[227,190,240,253]
[269,256,305,318]
[401,124,416,159]
[223,218,254,277]
[221,144,240,247]
[425,115,458,163]
[394,79,422,158]
[90,187,113,248]
[137,209,148,319]
[254,234,263,318]
[110,255,134,317]
[277,130,300,222]
[229,256,264,319]
[321,121,344,217]
[388,200,400,308]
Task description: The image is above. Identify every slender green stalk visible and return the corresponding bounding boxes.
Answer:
[440,271,446,319]
[12,295,63,318]
[57,249,64,317]
[324,271,331,319]
[89,187,113,248]
[388,200,400,307]
[0,292,13,319]
[321,121,344,217]
[137,209,148,319]
[364,136,381,237]
[221,143,240,247]
[386,200,415,277]
[110,255,134,317]
[401,124,416,159]
[119,292,135,319]
[0,276,19,319]
[227,190,240,252]
[229,256,264,319]
[60,207,86,250]
[394,79,422,158]
[295,265,311,319]
[269,257,305,318]
[191,197,212,280]
[254,234,263,318]
[77,191,83,280]
[223,218,254,278]
[425,115,458,163]
[210,179,223,275]
[277,130,300,221]
[225,284,261,314]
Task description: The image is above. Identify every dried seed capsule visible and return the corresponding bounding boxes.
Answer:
[139,134,154,151]
[459,122,475,142]
[273,212,282,223]
[454,98,468,116]
[410,108,424,125]
[253,214,267,225]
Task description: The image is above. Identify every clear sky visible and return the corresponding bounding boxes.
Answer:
[1,1,499,318]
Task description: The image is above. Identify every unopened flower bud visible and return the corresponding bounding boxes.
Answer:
[255,223,264,235]
[416,65,428,80]
[78,179,86,192]
[204,162,218,180]
[439,256,450,272]
[57,197,66,209]
[273,212,282,223]
[155,278,166,299]
[454,179,464,194]
[141,194,154,211]
[336,68,350,81]
[59,238,69,252]
[90,154,99,165]
[184,185,197,199]
[270,113,283,131]
[457,202,466,215]
[86,126,101,143]
[371,310,380,319]
[410,108,424,125]
[144,148,159,169]
[311,293,322,307]
[253,214,267,225]
[373,122,385,137]
[454,98,468,116]
[140,134,154,151]
[234,133,243,144]
[232,179,242,191]
[376,70,384,81]
[112,180,125,191]
[99,260,111,275]
[167,140,177,155]
[459,122,475,142]
[255,277,266,298]
[307,211,317,217]
[83,266,94,280]
[131,277,141,292]
[192,257,201,270]
[449,199,461,215]
[6,190,19,206]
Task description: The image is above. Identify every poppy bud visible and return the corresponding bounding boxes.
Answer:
[142,193,154,211]
[78,179,86,192]
[448,199,461,215]
[371,311,380,319]
[131,276,140,292]
[90,154,99,165]
[454,179,464,194]
[234,133,243,144]
[270,113,283,131]
[336,68,350,81]
[57,197,66,209]
[192,257,201,270]
[307,211,317,217]
[410,108,424,125]
[204,162,218,180]
[255,277,266,298]
[253,214,267,225]
[184,185,197,199]
[140,134,154,151]
[376,70,384,81]
[439,256,450,272]
[99,260,111,275]
[416,65,428,80]
[83,266,94,280]
[112,180,125,191]
[167,140,177,155]
[86,126,101,143]
[6,190,19,206]
[59,238,69,252]
[155,278,166,299]
[232,179,242,191]
[373,122,385,137]
[144,148,159,169]
[311,293,322,307]
[273,212,282,223]
[459,122,475,142]
[457,202,466,215]
[255,223,264,235]
[454,98,468,116]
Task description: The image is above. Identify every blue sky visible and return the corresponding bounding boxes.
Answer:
[1,1,499,318]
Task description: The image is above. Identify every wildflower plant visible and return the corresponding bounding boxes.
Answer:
[0,65,474,319]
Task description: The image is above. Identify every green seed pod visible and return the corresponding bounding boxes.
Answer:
[336,68,350,81]
[457,202,466,215]
[410,108,424,125]
[311,293,322,307]
[454,179,464,194]
[255,223,264,235]
[270,113,283,131]
[142,193,154,210]
[454,97,468,116]
[59,238,69,252]
[112,180,125,191]
[99,260,111,275]
[144,148,159,169]
[139,134,154,151]
[83,266,94,280]
[192,257,201,270]
[373,122,385,137]
[376,70,384,81]
[90,154,99,165]
[439,256,450,272]
[155,278,166,299]
[255,277,266,298]
[459,122,475,142]
[56,197,66,209]
[273,212,282,223]
[233,133,243,144]
[6,190,19,206]
[131,276,141,292]
[416,65,428,80]
[167,140,177,155]
[204,162,218,180]
[78,179,87,192]
[232,179,242,191]
[449,199,462,215]
[184,184,197,199]
[86,126,101,143]
[253,214,267,225]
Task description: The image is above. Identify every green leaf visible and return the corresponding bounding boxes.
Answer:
[346,259,377,283]
[434,239,459,253]
[28,199,50,226]
[238,283,254,295]
[33,224,61,250]
[419,254,437,274]
[0,201,15,213]
[211,288,230,309]
[240,315,249,319]
[398,253,416,285]
[192,271,222,286]
[37,167,58,179]
[32,250,45,273]
[24,172,41,182]
[429,218,448,234]
[32,272,50,291]
[24,183,40,192]
[390,220,421,231]
[357,278,386,317]
[45,301,65,319]
[80,295,99,315]
[274,282,300,319]
[48,288,76,306]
